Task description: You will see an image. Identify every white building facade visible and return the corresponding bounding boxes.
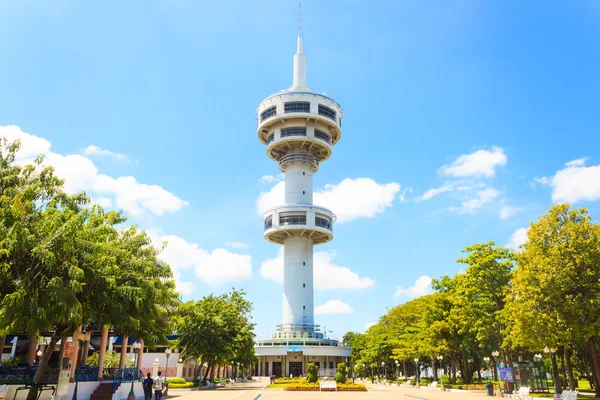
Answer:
[254,32,350,378]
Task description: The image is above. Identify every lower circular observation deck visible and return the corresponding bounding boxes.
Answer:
[264,205,335,245]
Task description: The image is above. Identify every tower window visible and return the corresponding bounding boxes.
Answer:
[267,133,275,143]
[303,306,305,309]
[260,106,276,122]
[284,101,310,113]
[281,127,307,138]
[279,212,307,226]
[315,214,332,229]
[264,216,273,231]
[303,191,305,194]
[318,104,337,120]
[303,283,305,287]
[303,262,305,266]
[314,129,331,144]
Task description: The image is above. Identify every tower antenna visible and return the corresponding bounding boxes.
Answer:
[298,0,302,37]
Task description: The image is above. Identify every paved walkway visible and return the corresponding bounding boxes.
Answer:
[166,379,490,400]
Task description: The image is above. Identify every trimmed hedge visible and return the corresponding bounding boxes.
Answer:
[166,378,187,384]
[337,383,367,391]
[420,379,430,385]
[274,377,303,384]
[168,382,195,389]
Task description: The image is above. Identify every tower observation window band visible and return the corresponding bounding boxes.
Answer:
[280,127,307,137]
[260,106,277,122]
[284,101,310,113]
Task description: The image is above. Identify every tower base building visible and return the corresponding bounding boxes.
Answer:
[253,32,350,377]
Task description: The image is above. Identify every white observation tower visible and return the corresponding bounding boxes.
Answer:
[254,27,350,378]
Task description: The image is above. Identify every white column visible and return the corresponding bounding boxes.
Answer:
[176,361,184,378]
[152,359,160,377]
[10,337,18,358]
[284,163,313,205]
[282,237,314,328]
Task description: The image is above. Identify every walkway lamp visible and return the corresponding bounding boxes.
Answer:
[544,346,559,398]
[414,358,419,387]
[492,351,500,393]
[395,360,399,379]
[164,348,172,394]
[437,355,444,389]
[128,341,141,400]
[381,361,385,379]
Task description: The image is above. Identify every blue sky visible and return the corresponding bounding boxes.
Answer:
[2,0,600,341]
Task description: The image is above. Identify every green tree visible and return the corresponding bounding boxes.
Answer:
[506,204,600,395]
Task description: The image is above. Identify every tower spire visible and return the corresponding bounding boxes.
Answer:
[292,0,307,90]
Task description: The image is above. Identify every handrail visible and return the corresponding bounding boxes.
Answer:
[111,368,142,393]
[0,366,60,385]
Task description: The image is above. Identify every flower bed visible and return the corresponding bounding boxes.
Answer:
[284,383,320,391]
[283,382,367,392]
[168,382,196,389]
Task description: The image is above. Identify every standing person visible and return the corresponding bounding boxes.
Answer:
[154,371,165,400]
[143,373,154,400]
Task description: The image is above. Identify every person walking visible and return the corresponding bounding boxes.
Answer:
[154,371,165,400]
[143,373,154,400]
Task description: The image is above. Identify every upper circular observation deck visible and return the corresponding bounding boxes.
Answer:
[256,91,343,163]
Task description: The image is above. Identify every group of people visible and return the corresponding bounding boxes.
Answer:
[142,371,166,400]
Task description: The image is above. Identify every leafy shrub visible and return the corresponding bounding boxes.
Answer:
[166,378,187,384]
[337,383,367,391]
[456,377,464,384]
[307,363,319,383]
[335,363,347,384]
[409,378,416,385]
[168,382,195,389]
[457,385,463,390]
[199,380,207,386]
[440,375,451,385]
[397,378,405,384]
[420,379,430,385]
[213,378,220,383]
[275,377,303,384]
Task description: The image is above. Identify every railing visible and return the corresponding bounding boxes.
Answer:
[75,366,99,382]
[102,368,121,381]
[111,368,142,393]
[0,366,60,385]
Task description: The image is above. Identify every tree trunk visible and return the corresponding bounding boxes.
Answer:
[26,331,61,400]
[565,345,576,390]
[451,355,457,384]
[0,335,6,354]
[461,351,470,384]
[587,337,600,397]
[403,361,407,377]
[119,335,128,369]
[432,354,437,380]
[551,353,562,395]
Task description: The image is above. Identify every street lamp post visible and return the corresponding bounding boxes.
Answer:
[492,351,500,394]
[544,346,560,398]
[128,342,141,400]
[381,361,386,380]
[437,355,444,390]
[164,348,172,395]
[414,358,419,388]
[395,360,399,380]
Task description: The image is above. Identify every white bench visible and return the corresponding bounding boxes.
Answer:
[428,381,438,390]
[319,381,337,391]
[0,384,8,400]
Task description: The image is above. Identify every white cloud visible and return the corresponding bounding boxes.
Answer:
[0,125,188,217]
[364,322,376,330]
[149,231,252,287]
[438,146,507,178]
[225,241,249,249]
[257,178,401,222]
[394,275,433,299]
[506,227,529,252]
[417,183,454,201]
[499,206,522,220]
[399,187,413,203]
[451,188,500,214]
[544,158,600,204]
[260,249,374,290]
[95,197,113,208]
[565,158,587,167]
[314,300,353,315]
[259,174,284,184]
[83,145,132,162]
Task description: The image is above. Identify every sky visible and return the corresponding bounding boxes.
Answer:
[1,0,600,341]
